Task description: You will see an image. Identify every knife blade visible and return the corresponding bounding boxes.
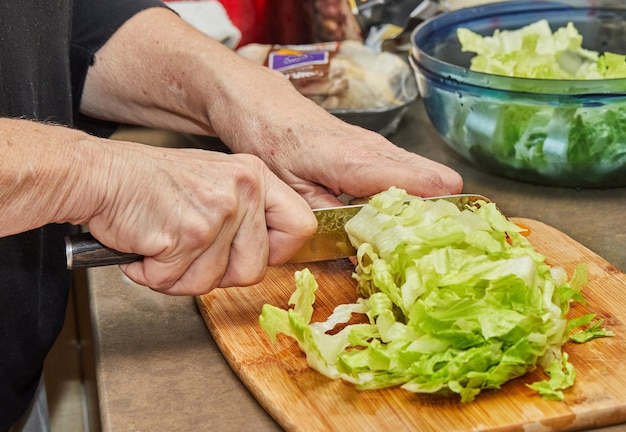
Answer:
[288,193,489,263]
[65,194,489,269]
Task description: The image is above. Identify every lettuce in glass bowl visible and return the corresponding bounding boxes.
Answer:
[410,0,626,188]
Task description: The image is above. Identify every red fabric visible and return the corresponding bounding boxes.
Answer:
[219,0,311,46]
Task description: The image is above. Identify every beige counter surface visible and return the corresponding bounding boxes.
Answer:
[90,101,626,431]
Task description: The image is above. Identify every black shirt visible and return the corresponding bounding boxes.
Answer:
[0,0,166,429]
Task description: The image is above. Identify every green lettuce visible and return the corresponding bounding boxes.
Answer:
[457,19,626,79]
[259,187,611,402]
[449,101,626,184]
[447,20,626,187]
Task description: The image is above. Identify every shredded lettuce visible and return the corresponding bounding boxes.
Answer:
[569,316,615,343]
[259,187,612,402]
[441,20,626,187]
[457,19,626,79]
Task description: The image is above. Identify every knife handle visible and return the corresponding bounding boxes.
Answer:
[65,232,142,269]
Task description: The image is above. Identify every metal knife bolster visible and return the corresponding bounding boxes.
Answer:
[287,193,490,263]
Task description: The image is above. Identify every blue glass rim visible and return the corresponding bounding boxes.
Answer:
[410,0,626,96]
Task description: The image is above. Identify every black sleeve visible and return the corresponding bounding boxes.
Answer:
[70,0,171,136]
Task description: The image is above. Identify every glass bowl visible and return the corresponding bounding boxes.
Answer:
[410,0,626,188]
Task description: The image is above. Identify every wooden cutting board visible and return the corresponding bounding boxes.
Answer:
[196,218,626,431]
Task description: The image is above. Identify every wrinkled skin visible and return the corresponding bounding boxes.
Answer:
[1,7,462,296]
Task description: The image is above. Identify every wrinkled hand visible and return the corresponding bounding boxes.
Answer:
[80,8,461,211]
[74,9,462,296]
[86,141,316,295]
[205,63,463,209]
[264,120,464,209]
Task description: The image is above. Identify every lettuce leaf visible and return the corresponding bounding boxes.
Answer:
[440,19,626,187]
[259,187,610,402]
[457,19,626,79]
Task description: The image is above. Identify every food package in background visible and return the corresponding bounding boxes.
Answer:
[302,0,440,47]
[237,40,416,111]
[303,0,364,42]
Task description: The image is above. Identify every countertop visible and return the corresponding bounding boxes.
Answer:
[89,101,626,431]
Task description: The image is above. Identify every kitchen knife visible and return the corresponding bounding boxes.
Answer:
[65,194,489,269]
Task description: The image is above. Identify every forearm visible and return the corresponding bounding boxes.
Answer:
[0,118,107,236]
[80,7,240,136]
[0,112,318,291]
[80,7,338,145]
[80,6,463,206]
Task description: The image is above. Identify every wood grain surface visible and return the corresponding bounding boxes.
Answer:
[196,218,626,432]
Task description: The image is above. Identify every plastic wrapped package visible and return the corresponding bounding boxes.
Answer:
[238,40,418,135]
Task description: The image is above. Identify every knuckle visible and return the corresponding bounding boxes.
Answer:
[230,155,266,201]
[222,265,266,288]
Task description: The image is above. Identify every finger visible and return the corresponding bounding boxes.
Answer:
[335,144,463,199]
[295,183,346,209]
[263,175,318,266]
[119,203,236,294]
[120,239,222,295]
[217,172,317,287]
[216,196,269,288]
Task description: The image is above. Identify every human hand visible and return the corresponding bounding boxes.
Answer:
[84,141,317,294]
[210,82,463,208]
[196,53,462,209]
[0,119,316,294]
[80,8,461,210]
